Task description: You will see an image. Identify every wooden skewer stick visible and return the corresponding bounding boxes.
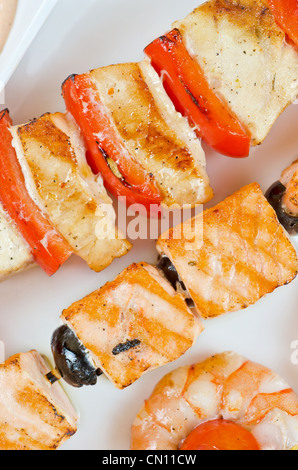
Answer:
[45,368,62,385]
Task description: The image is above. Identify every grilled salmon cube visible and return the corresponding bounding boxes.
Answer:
[81,59,213,208]
[0,350,78,450]
[157,183,298,318]
[174,0,298,146]
[0,202,34,280]
[61,262,204,389]
[11,112,131,272]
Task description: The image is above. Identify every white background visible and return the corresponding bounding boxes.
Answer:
[1,0,298,450]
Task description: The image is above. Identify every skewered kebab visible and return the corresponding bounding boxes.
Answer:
[1,0,298,449]
[0,57,214,279]
[1,0,298,280]
[60,0,298,211]
[0,262,202,449]
[1,181,297,449]
[51,183,298,388]
[156,183,298,319]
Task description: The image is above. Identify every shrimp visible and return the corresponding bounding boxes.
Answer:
[130,352,298,450]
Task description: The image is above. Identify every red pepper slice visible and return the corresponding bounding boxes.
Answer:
[62,74,162,214]
[144,29,251,158]
[267,0,298,48]
[180,419,260,450]
[0,109,72,276]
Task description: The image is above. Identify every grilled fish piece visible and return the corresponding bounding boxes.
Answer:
[87,59,213,208]
[174,0,298,146]
[11,112,131,272]
[61,262,203,389]
[0,202,34,280]
[131,351,298,450]
[0,350,78,450]
[157,183,298,319]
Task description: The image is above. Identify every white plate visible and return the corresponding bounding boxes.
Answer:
[0,0,58,98]
[1,0,298,451]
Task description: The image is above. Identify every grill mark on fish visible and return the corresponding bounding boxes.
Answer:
[118,289,194,359]
[185,250,249,307]
[18,114,77,165]
[95,64,195,173]
[207,198,292,286]
[112,339,141,356]
[160,185,298,317]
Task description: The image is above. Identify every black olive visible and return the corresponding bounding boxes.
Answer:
[112,339,141,356]
[51,325,101,388]
[265,181,298,235]
[157,256,186,290]
[156,256,195,307]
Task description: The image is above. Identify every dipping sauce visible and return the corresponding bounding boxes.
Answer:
[0,0,18,53]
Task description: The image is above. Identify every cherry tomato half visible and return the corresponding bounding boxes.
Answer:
[180,419,260,450]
